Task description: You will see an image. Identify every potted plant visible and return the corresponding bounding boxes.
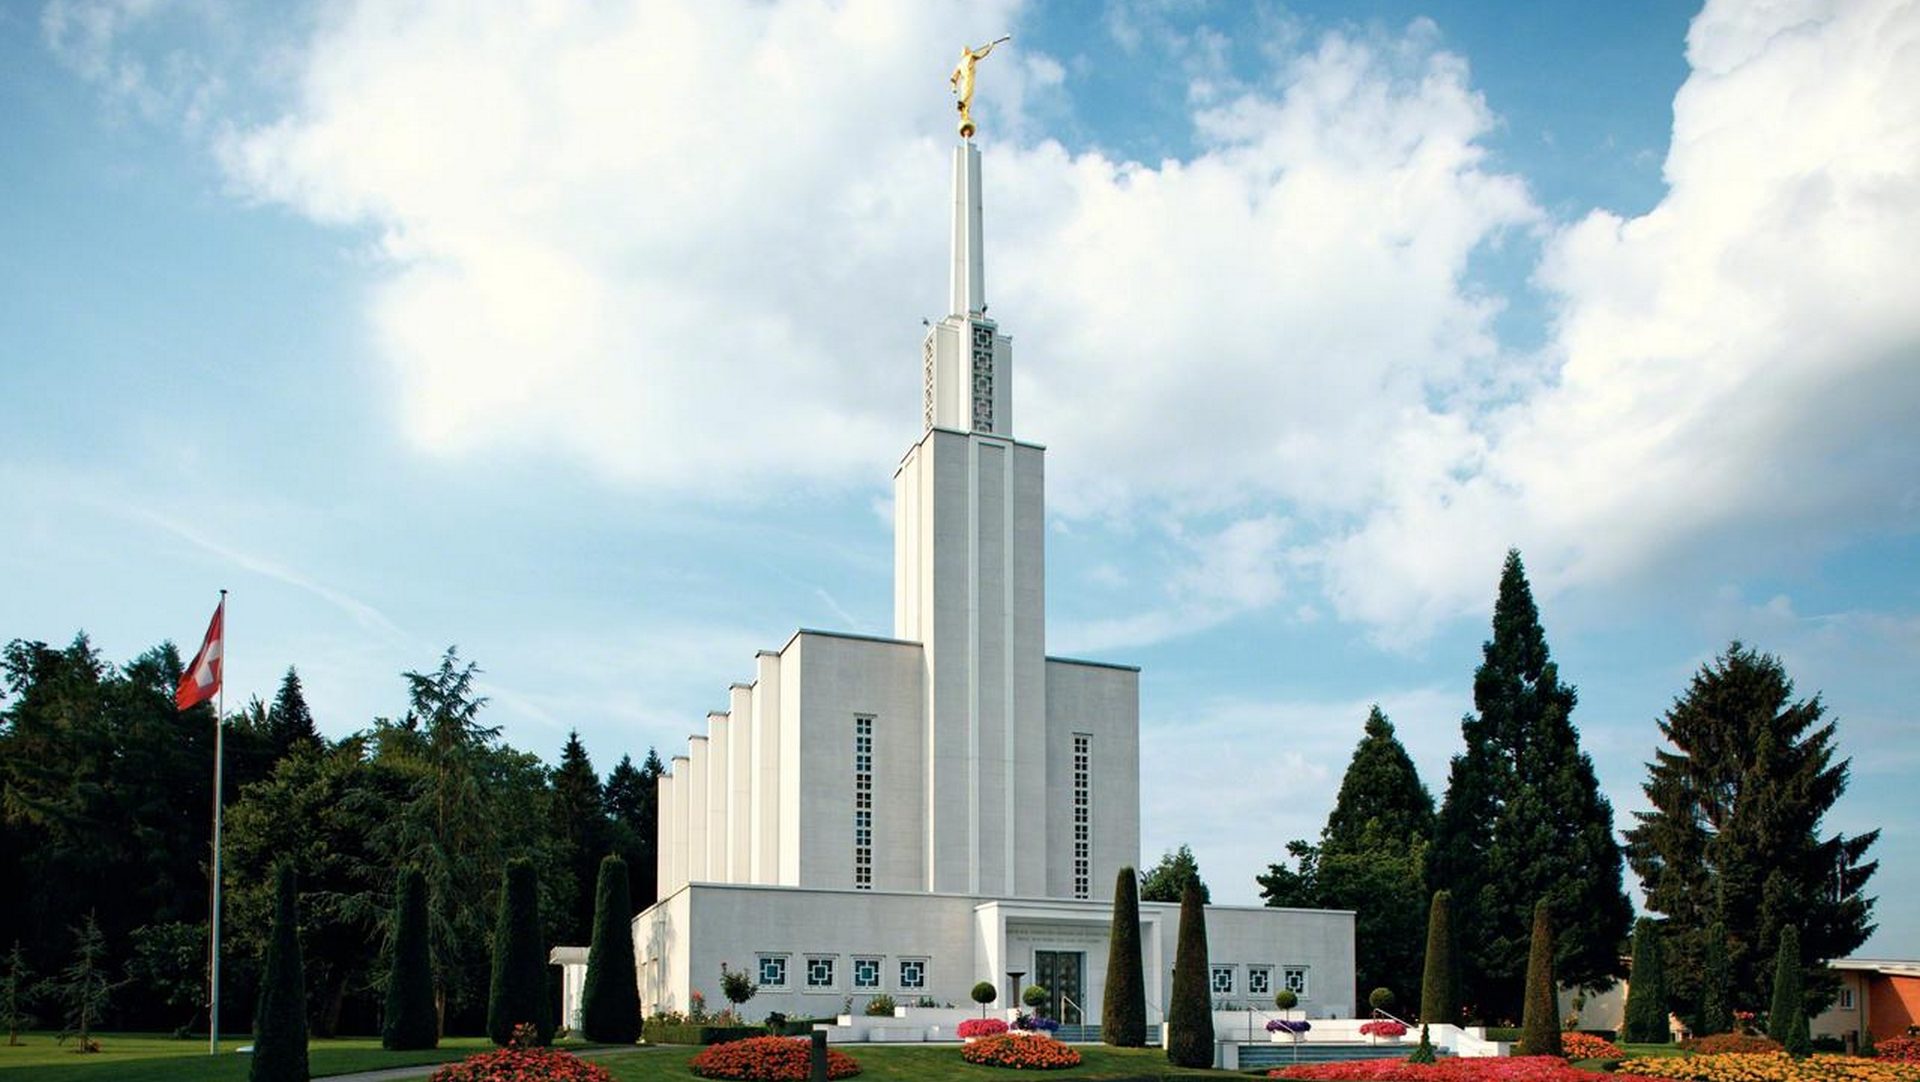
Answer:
[1022,984,1050,1017]
[971,981,998,1018]
[1268,990,1309,1043]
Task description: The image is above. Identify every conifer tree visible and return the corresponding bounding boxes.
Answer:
[1408,1024,1437,1064]
[581,855,638,1044]
[486,858,549,1046]
[604,750,664,910]
[48,914,114,1053]
[251,863,308,1082]
[1419,890,1457,1025]
[1699,921,1732,1035]
[550,731,610,944]
[1102,867,1147,1047]
[1768,926,1809,1056]
[1430,551,1630,1020]
[1518,901,1561,1057]
[267,667,322,760]
[1165,883,1214,1068]
[382,869,437,1050]
[1626,644,1876,1021]
[2,941,35,1046]
[1623,917,1669,1043]
[1141,845,1209,904]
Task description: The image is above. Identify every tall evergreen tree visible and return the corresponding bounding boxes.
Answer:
[1518,902,1561,1057]
[1165,883,1213,1068]
[1699,920,1732,1036]
[383,869,437,1051]
[1768,925,1809,1056]
[1102,867,1146,1047]
[1419,890,1457,1025]
[266,668,322,761]
[1623,917,1669,1043]
[604,750,663,911]
[1625,644,1876,1021]
[1140,845,1209,904]
[1,941,34,1045]
[486,858,550,1046]
[1428,551,1630,1021]
[1259,706,1432,1003]
[550,732,609,944]
[581,855,638,1044]
[48,913,114,1052]
[250,864,308,1082]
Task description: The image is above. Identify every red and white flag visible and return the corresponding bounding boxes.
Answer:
[175,598,224,711]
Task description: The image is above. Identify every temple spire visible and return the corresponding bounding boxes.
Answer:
[950,142,985,318]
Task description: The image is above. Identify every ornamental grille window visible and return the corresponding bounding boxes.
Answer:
[1247,966,1272,996]
[758,955,789,988]
[807,956,836,989]
[855,716,873,889]
[970,324,994,432]
[1210,966,1235,995]
[923,335,936,430]
[1072,733,1091,899]
[853,957,881,990]
[899,959,926,990]
[1283,966,1309,996]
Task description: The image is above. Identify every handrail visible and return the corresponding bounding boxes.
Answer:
[1373,1007,1415,1028]
[1060,993,1084,1026]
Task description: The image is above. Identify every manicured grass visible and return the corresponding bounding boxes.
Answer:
[1620,1043,1691,1059]
[0,1031,520,1081]
[597,1042,1250,1081]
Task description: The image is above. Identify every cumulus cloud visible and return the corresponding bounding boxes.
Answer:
[145,0,1916,645]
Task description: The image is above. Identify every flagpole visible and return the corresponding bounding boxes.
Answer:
[209,588,227,1056]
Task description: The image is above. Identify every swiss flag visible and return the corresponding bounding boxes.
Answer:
[175,599,224,711]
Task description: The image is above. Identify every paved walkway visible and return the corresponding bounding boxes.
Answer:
[316,1044,660,1082]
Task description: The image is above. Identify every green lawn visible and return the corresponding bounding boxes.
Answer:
[597,1043,1251,1081]
[0,1032,503,1081]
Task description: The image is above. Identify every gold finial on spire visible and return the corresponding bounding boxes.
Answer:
[950,36,1010,139]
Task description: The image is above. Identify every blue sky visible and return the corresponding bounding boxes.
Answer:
[3,1,1916,956]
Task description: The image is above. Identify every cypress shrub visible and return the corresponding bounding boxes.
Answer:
[1700,920,1732,1035]
[1768,926,1809,1057]
[1518,901,1561,1057]
[487,857,551,1046]
[250,863,309,1082]
[1102,867,1147,1047]
[1408,1023,1437,1064]
[1419,890,1457,1025]
[1622,917,1668,1043]
[383,868,438,1050]
[581,855,639,1044]
[1165,882,1213,1068]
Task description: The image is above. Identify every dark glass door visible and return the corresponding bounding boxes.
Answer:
[1034,950,1085,1025]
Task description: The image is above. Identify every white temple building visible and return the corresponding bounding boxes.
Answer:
[626,137,1356,1032]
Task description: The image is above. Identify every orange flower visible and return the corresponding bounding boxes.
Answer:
[960,1033,1085,1070]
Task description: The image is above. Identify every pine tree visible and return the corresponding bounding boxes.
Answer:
[250,863,309,1082]
[2,941,34,1046]
[48,914,115,1053]
[267,667,322,760]
[1518,901,1561,1057]
[1623,917,1669,1043]
[1625,644,1876,1022]
[1165,883,1214,1068]
[1102,867,1146,1047]
[486,858,549,1046]
[1768,926,1809,1056]
[1419,890,1457,1025]
[550,732,610,944]
[1700,920,1732,1035]
[1141,845,1209,904]
[1260,707,1432,1003]
[604,750,664,910]
[1408,1024,1437,1064]
[1429,551,1630,1021]
[581,855,638,1044]
[382,869,437,1051]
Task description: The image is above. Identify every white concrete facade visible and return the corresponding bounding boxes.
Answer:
[625,138,1356,1032]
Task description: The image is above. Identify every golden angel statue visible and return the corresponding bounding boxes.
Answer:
[950,36,1011,138]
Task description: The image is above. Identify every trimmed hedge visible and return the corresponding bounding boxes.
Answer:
[581,856,639,1043]
[1166,882,1214,1068]
[645,1023,770,1046]
[1103,866,1148,1047]
[1519,901,1561,1057]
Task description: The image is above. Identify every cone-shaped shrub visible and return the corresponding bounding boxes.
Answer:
[487,858,551,1046]
[1408,1023,1437,1064]
[1769,925,1809,1057]
[251,862,309,1082]
[383,868,437,1050]
[1419,890,1456,1025]
[1519,900,1561,1057]
[1103,867,1147,1047]
[1700,919,1732,1035]
[581,855,639,1044]
[1166,882,1213,1068]
[1623,917,1669,1043]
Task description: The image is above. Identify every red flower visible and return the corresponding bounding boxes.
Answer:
[429,1043,614,1082]
[960,1033,1084,1070]
[1271,1056,1596,1082]
[958,1018,1011,1038]
[689,1035,861,1080]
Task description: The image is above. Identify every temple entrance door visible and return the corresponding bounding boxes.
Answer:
[1034,950,1085,1025]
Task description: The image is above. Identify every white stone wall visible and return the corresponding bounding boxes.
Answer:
[1044,658,1140,902]
[1144,902,1358,1019]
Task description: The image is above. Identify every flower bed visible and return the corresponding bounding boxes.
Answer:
[958,1017,1010,1039]
[1360,1020,1410,1038]
[1013,1014,1061,1033]
[961,1033,1084,1070]
[1679,1034,1783,1055]
[689,1035,861,1080]
[1618,1052,1920,1082]
[1268,1019,1313,1035]
[1270,1056,1595,1082]
[1560,1032,1624,1060]
[1880,1037,1920,1063]
[430,1044,613,1082]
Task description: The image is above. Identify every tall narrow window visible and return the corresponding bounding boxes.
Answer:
[1072,733,1091,899]
[855,715,873,889]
